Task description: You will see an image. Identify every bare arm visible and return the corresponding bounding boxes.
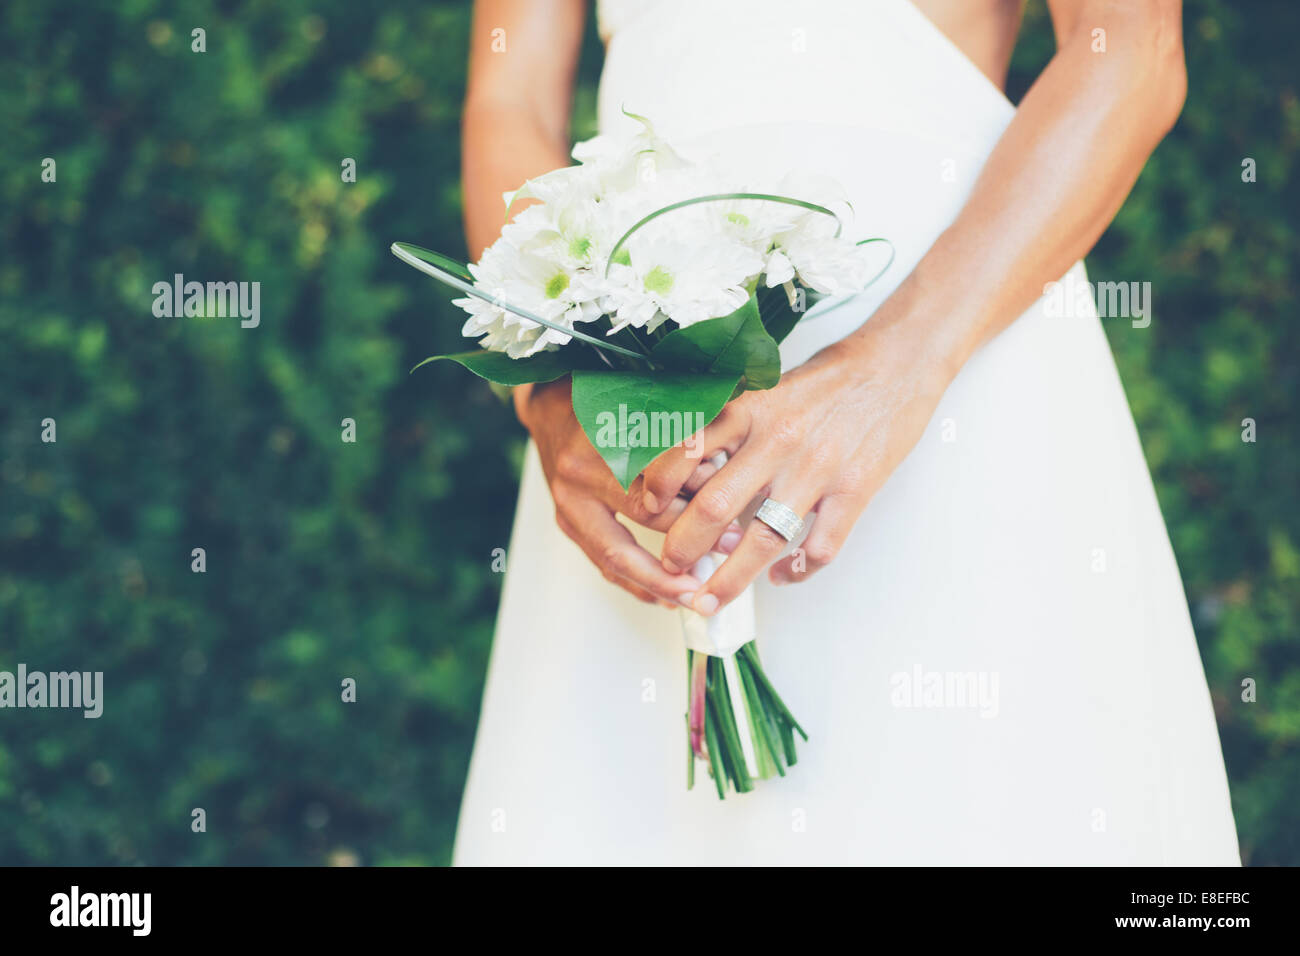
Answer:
[462,0,706,607]
[641,0,1189,614]
[867,0,1187,377]
[462,0,585,258]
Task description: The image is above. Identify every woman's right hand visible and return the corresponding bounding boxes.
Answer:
[516,378,710,608]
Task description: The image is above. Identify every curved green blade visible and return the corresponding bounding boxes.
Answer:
[393,242,474,282]
[856,236,896,287]
[604,193,846,277]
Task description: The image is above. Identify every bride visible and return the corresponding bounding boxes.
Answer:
[452,0,1240,864]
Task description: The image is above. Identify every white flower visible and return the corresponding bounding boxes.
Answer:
[571,110,690,196]
[453,241,604,358]
[775,216,875,295]
[504,162,600,216]
[602,233,763,333]
[758,188,875,296]
[509,199,627,276]
[448,111,883,357]
[709,195,804,283]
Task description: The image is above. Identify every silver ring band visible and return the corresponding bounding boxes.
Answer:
[754,498,805,543]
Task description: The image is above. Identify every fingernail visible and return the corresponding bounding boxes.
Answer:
[717,530,743,553]
[662,558,681,574]
[643,491,660,513]
[693,593,719,616]
[676,591,695,607]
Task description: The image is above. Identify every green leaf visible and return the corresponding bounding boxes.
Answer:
[570,369,739,490]
[651,293,782,390]
[755,283,824,345]
[412,348,575,386]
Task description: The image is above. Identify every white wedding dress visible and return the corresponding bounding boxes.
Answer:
[453,0,1240,865]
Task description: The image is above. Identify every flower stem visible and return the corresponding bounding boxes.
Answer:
[685,641,805,797]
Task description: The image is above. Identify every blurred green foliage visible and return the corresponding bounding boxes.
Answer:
[0,1,1294,865]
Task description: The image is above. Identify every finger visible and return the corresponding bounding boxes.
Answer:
[660,448,772,574]
[681,460,719,497]
[620,478,745,566]
[551,439,683,534]
[641,407,750,515]
[615,462,718,535]
[713,523,745,555]
[618,578,670,607]
[619,475,689,532]
[563,500,703,605]
[768,492,862,585]
[689,484,820,616]
[554,507,659,604]
[555,507,678,607]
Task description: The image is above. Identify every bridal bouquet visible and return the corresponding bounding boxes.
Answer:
[393,111,891,798]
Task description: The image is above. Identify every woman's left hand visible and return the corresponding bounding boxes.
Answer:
[640,311,959,616]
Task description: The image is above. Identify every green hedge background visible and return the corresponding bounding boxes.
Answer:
[0,1,1295,865]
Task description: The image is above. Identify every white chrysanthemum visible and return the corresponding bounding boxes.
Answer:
[502,134,713,272]
[769,209,874,295]
[453,241,604,358]
[503,201,618,274]
[743,183,872,297]
[708,196,804,281]
[602,233,763,333]
[570,112,690,196]
[737,170,871,294]
[779,233,874,295]
[505,162,600,216]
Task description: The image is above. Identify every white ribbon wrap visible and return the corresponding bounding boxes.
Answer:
[678,553,756,657]
[680,552,761,780]
[614,453,766,781]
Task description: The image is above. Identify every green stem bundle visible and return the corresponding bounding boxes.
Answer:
[686,643,807,798]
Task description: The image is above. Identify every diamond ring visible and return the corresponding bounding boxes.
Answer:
[754,498,806,543]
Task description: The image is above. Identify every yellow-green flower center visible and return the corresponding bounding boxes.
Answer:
[644,265,674,296]
[544,272,570,299]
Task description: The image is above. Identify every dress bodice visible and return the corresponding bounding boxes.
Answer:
[596,0,661,43]
[593,0,1013,155]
